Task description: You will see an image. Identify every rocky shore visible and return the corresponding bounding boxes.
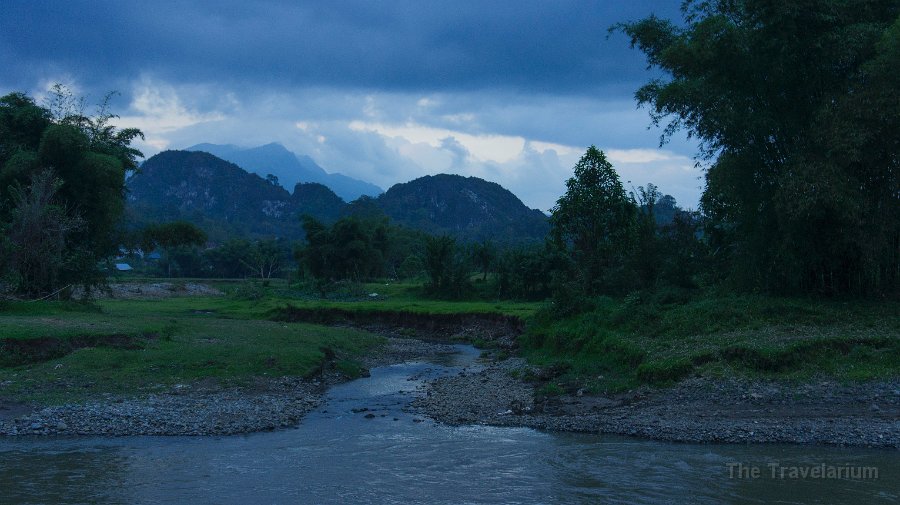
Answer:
[0,338,454,437]
[0,377,327,437]
[412,358,900,448]
[2,335,897,447]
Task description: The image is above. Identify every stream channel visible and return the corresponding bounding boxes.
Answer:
[1,345,897,504]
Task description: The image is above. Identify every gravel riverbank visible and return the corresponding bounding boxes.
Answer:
[3,336,897,447]
[0,338,455,437]
[411,358,900,448]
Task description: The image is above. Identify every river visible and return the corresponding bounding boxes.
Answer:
[1,345,897,504]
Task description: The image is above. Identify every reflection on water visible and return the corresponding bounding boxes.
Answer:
[1,345,897,505]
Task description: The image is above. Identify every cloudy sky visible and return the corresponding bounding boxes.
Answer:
[0,0,703,211]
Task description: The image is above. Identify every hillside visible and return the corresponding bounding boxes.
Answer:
[128,152,548,244]
[126,151,343,240]
[186,143,382,202]
[374,174,549,243]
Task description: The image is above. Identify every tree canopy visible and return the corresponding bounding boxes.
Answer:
[0,87,142,295]
[619,0,899,294]
[550,146,636,294]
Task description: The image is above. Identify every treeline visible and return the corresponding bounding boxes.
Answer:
[3,1,896,301]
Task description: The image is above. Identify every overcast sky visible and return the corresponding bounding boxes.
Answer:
[0,0,703,211]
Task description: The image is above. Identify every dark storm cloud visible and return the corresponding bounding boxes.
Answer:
[0,0,680,96]
[0,0,704,211]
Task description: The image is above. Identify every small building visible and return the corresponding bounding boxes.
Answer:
[115,263,133,271]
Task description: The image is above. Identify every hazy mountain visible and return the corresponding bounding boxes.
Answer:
[127,150,344,240]
[292,182,346,223]
[128,151,548,244]
[186,142,382,202]
[374,174,549,243]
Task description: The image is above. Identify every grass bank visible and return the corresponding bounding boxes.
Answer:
[521,291,900,394]
[0,280,538,405]
[0,295,383,404]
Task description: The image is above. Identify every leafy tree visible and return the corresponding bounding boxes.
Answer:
[630,183,664,289]
[204,239,255,278]
[619,1,899,294]
[550,146,637,294]
[423,235,470,298]
[0,88,143,294]
[296,216,390,282]
[240,239,284,279]
[470,239,497,281]
[140,222,207,277]
[496,244,570,300]
[1,170,83,297]
[140,221,207,251]
[397,254,425,280]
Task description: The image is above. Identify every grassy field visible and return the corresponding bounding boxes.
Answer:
[2,279,897,404]
[522,291,900,394]
[0,295,383,404]
[0,279,539,405]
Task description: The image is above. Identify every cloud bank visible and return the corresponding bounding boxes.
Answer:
[1,0,702,210]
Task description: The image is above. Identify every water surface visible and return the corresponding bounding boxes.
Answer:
[1,345,897,504]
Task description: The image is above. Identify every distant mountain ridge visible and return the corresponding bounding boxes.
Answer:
[186,143,382,202]
[374,174,549,243]
[127,150,340,240]
[127,150,548,244]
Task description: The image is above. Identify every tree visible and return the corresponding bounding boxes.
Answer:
[2,170,83,297]
[630,183,664,289]
[470,239,497,281]
[0,88,142,294]
[296,216,390,282]
[140,222,207,277]
[619,1,899,294]
[241,239,284,279]
[550,146,637,294]
[423,235,470,298]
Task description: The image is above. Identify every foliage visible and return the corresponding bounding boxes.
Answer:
[0,87,142,295]
[422,235,471,298]
[550,146,637,295]
[469,240,497,281]
[297,216,390,282]
[618,1,899,294]
[495,244,570,301]
[138,221,208,277]
[523,292,900,393]
[140,221,207,251]
[1,170,84,296]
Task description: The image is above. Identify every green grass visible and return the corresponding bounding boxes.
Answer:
[0,295,383,404]
[0,279,538,405]
[271,280,541,319]
[522,292,900,393]
[6,278,893,405]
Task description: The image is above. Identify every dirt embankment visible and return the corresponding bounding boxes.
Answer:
[273,306,525,350]
[0,333,154,367]
[73,282,223,300]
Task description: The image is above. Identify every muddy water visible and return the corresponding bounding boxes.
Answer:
[1,345,897,504]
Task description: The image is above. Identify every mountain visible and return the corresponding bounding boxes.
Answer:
[373,174,549,243]
[186,143,382,202]
[291,182,345,223]
[126,150,344,240]
[128,151,548,244]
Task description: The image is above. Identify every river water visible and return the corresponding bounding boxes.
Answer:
[1,345,897,504]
